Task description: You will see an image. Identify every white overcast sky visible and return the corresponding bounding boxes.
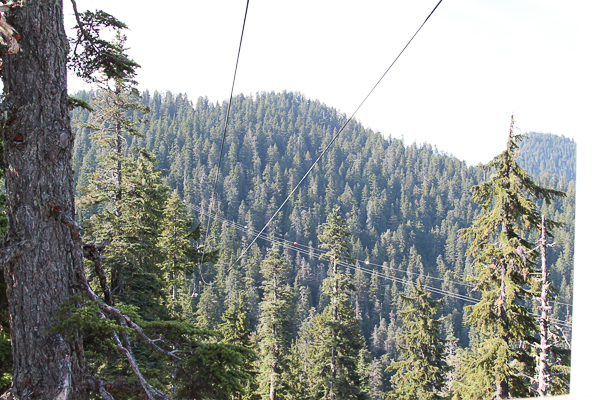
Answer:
[65,0,599,388]
[66,0,599,166]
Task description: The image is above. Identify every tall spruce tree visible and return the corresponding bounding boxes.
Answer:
[307,207,367,400]
[457,117,565,400]
[257,247,293,400]
[387,279,446,400]
[221,294,257,400]
[157,190,196,318]
[78,32,160,304]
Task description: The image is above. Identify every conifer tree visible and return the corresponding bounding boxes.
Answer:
[457,117,565,400]
[307,207,368,400]
[78,31,167,315]
[257,247,293,400]
[387,279,446,400]
[221,295,257,400]
[157,190,196,318]
[86,150,169,317]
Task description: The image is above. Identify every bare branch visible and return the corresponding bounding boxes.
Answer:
[84,373,140,398]
[83,240,113,305]
[549,372,569,377]
[555,325,571,350]
[107,330,167,400]
[69,0,97,52]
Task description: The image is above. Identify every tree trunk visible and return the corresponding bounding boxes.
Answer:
[536,215,551,396]
[1,1,87,398]
[496,263,509,400]
[330,259,338,400]
[269,366,276,400]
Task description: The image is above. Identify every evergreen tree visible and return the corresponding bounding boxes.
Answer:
[157,190,196,318]
[257,247,293,400]
[78,32,167,315]
[86,151,169,317]
[387,279,446,400]
[307,207,367,400]
[196,284,225,330]
[457,117,565,400]
[221,294,258,400]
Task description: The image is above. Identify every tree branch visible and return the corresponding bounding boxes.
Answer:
[84,370,140,398]
[82,240,113,306]
[69,0,97,52]
[51,203,175,399]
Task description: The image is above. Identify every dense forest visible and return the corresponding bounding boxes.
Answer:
[63,87,575,398]
[0,4,576,399]
[517,132,576,183]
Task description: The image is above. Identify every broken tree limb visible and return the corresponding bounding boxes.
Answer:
[82,240,113,306]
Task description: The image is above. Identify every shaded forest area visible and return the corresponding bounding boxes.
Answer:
[67,90,575,397]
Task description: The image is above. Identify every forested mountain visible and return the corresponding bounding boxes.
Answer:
[70,90,575,397]
[518,132,576,183]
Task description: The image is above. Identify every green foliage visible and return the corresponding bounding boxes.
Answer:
[157,190,197,317]
[176,341,256,400]
[78,47,169,318]
[69,91,576,398]
[458,119,566,399]
[306,208,368,400]
[518,132,576,183]
[257,247,293,398]
[50,293,136,338]
[69,12,139,82]
[196,284,225,330]
[387,279,446,400]
[85,152,170,318]
[307,309,367,400]
[67,96,94,112]
[220,294,258,399]
[318,206,354,268]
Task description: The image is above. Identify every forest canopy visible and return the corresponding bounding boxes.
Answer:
[66,89,575,397]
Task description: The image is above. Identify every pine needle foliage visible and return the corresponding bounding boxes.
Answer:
[69,10,140,83]
[388,278,446,400]
[307,207,368,400]
[257,247,293,400]
[220,295,258,400]
[457,117,565,400]
[158,190,197,318]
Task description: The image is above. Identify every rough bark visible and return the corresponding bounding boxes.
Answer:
[1,1,87,398]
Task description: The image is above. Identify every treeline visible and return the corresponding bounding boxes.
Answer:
[517,132,576,183]
[67,88,575,398]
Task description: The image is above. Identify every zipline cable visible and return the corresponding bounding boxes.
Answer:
[199,0,251,273]
[189,202,573,315]
[189,206,572,329]
[231,0,445,269]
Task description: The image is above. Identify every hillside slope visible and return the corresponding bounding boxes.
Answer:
[71,90,575,350]
[518,132,576,182]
